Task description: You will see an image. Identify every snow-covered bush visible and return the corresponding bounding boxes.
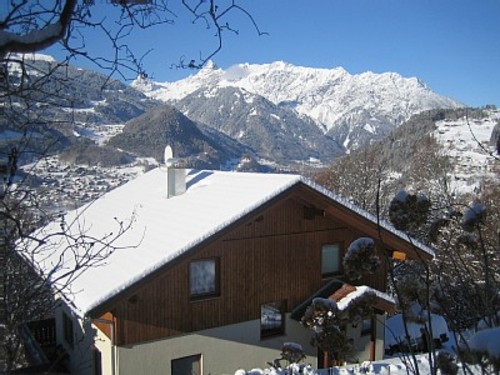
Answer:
[389,190,430,232]
[234,363,317,375]
[301,297,355,365]
[462,202,487,232]
[436,351,458,375]
[280,342,307,365]
[236,343,313,375]
[267,342,307,370]
[343,237,380,281]
[459,327,500,371]
[301,294,377,366]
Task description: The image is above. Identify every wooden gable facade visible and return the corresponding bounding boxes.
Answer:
[91,182,431,347]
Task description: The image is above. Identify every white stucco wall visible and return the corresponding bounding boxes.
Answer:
[93,322,114,375]
[116,314,316,375]
[346,313,386,362]
[54,301,96,375]
[58,306,388,374]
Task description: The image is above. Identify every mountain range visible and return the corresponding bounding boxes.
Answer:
[2,55,468,171]
[133,61,463,151]
[2,54,498,215]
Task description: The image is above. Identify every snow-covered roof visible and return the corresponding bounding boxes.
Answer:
[385,311,450,348]
[334,285,396,312]
[292,282,396,321]
[21,168,433,316]
[465,327,500,360]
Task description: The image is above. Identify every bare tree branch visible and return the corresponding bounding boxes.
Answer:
[0,0,77,59]
[0,1,264,370]
[176,0,268,69]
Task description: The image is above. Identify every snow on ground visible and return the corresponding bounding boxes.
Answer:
[237,350,492,375]
[74,123,125,145]
[385,313,449,350]
[237,314,497,374]
[433,109,499,195]
[236,354,436,375]
[465,327,500,360]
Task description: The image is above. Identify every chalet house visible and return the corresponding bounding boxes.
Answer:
[22,155,434,374]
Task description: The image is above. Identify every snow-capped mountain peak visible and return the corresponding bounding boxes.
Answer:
[133,61,463,150]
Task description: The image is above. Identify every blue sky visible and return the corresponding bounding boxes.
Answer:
[48,0,499,107]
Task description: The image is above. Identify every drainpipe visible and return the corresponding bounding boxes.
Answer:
[92,318,116,375]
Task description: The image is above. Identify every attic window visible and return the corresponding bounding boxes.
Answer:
[190,258,220,299]
[321,243,341,277]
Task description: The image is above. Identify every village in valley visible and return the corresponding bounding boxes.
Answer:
[1,1,499,375]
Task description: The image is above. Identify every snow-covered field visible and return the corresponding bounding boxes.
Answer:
[74,123,125,145]
[433,109,499,195]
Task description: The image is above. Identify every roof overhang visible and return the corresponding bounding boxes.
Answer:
[294,181,435,261]
[291,281,396,321]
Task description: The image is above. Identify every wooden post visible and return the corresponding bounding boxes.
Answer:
[323,351,329,369]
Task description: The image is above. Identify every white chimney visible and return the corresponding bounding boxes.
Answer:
[164,145,186,198]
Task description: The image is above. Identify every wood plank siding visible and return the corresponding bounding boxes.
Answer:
[94,184,400,346]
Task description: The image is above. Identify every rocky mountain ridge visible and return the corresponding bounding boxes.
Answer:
[133,61,463,150]
[175,86,344,163]
[108,104,248,169]
[4,55,491,215]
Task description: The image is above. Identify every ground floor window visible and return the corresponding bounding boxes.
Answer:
[261,300,286,338]
[172,354,202,375]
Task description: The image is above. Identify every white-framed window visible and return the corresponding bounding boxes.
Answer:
[321,243,341,277]
[172,354,202,375]
[261,300,286,338]
[189,258,219,299]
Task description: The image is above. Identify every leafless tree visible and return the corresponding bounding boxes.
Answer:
[0,0,266,77]
[382,183,499,375]
[314,146,395,215]
[1,0,264,371]
[314,117,499,374]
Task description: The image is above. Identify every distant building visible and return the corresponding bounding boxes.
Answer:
[20,150,433,374]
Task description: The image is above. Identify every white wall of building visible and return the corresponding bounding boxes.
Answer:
[54,300,95,375]
[346,313,386,362]
[116,315,315,375]
[57,305,388,374]
[92,322,114,375]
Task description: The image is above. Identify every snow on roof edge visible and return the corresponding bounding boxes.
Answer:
[85,172,433,316]
[336,285,396,311]
[85,175,302,315]
[300,178,435,257]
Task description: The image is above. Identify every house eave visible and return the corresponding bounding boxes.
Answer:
[87,181,302,318]
[87,178,433,318]
[298,180,435,260]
